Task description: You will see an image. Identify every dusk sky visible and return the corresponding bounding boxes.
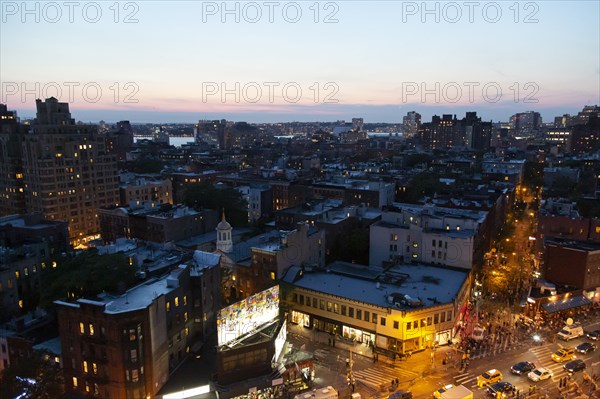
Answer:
[1,1,599,123]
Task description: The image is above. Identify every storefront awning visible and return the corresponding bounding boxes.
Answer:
[542,296,591,314]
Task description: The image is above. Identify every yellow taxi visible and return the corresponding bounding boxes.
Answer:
[477,369,503,387]
[433,384,454,398]
[551,348,576,362]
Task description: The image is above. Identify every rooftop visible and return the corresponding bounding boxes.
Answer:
[55,265,187,314]
[284,261,468,310]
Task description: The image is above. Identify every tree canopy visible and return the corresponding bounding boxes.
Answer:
[0,352,64,399]
[183,182,248,226]
[40,249,137,310]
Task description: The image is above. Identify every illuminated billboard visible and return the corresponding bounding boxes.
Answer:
[217,285,280,346]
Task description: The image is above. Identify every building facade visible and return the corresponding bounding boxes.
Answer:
[282,262,471,356]
[369,203,487,270]
[56,265,198,399]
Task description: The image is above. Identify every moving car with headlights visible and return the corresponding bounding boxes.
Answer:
[552,347,575,362]
[576,342,596,354]
[587,329,600,340]
[564,359,586,373]
[433,384,454,398]
[511,361,535,375]
[527,367,552,382]
[477,369,503,387]
[487,382,514,397]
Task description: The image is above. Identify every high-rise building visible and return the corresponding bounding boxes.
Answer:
[509,111,542,132]
[463,112,493,151]
[0,104,25,216]
[0,98,120,246]
[351,117,364,132]
[418,114,457,149]
[195,119,226,148]
[402,111,421,138]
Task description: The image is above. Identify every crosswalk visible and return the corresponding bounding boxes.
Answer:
[352,364,419,389]
[528,345,593,381]
[454,371,479,389]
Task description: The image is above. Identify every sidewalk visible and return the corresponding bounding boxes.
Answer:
[287,322,457,381]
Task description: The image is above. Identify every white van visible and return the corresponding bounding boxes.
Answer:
[557,324,584,341]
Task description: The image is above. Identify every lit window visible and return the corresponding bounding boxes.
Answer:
[130,349,137,362]
[83,361,88,373]
[183,296,187,306]
[270,271,275,280]
[166,302,171,312]
[175,297,179,307]
[79,322,85,334]
[92,363,97,374]
[72,377,78,387]
[15,271,20,279]
[184,312,188,322]
[89,324,94,336]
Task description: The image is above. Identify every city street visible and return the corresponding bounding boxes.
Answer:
[287,315,600,399]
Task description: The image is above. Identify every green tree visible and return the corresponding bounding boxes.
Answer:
[183,182,248,226]
[399,172,446,203]
[39,250,136,310]
[0,351,64,399]
[130,157,165,174]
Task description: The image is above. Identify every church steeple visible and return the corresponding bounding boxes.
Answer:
[216,209,233,253]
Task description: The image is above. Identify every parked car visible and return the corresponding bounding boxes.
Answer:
[511,361,535,375]
[528,367,552,382]
[576,342,596,354]
[564,359,586,373]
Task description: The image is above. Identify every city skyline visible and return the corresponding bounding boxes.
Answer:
[1,1,599,123]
